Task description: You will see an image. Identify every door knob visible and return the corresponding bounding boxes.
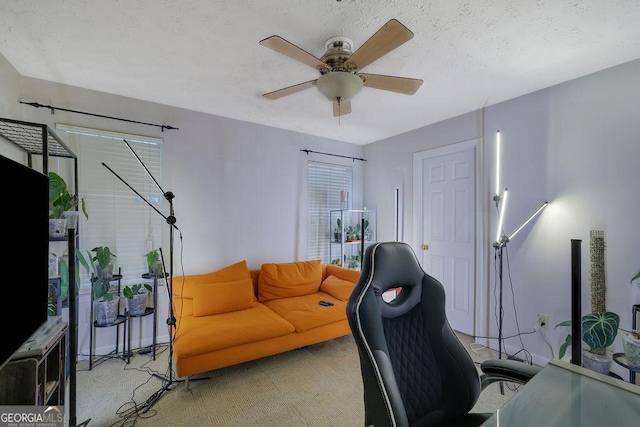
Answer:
[422,244,429,250]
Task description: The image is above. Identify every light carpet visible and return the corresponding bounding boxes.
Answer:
[66,334,519,426]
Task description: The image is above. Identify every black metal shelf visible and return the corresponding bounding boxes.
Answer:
[0,117,82,425]
[128,307,154,318]
[0,117,74,157]
[93,315,127,328]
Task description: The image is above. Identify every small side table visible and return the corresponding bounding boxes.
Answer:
[126,272,167,361]
[613,353,640,384]
[613,304,640,384]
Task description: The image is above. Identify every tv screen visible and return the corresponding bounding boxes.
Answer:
[0,154,49,370]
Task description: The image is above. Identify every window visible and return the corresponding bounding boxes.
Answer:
[307,161,353,263]
[56,125,163,290]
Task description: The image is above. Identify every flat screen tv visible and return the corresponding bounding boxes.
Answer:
[0,154,49,371]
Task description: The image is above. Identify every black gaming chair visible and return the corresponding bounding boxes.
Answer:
[347,241,540,427]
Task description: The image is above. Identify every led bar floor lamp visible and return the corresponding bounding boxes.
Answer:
[492,130,547,365]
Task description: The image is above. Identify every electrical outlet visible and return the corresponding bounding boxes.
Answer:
[538,314,549,330]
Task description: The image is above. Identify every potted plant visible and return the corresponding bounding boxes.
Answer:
[556,311,620,370]
[92,277,119,325]
[80,248,119,325]
[362,218,371,241]
[334,218,342,242]
[90,246,117,279]
[49,171,88,232]
[145,249,162,276]
[123,283,152,316]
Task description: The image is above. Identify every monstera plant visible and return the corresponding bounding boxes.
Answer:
[556,311,620,359]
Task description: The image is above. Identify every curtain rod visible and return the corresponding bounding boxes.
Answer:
[19,101,179,132]
[300,149,366,162]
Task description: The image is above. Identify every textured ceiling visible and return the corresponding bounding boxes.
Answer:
[1,0,639,145]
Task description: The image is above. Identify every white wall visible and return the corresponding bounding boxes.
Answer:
[364,58,640,375]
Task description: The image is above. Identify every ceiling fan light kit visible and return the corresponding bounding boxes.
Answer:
[260,19,423,117]
[316,72,364,102]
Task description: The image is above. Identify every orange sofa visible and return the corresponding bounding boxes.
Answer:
[171,259,360,378]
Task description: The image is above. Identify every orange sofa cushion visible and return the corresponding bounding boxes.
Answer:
[262,292,346,332]
[174,304,295,357]
[192,279,255,316]
[258,260,323,302]
[203,259,252,284]
[319,275,355,301]
[172,260,253,318]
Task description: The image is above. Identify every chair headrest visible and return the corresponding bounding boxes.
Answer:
[362,242,426,318]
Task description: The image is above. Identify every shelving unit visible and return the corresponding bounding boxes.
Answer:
[329,209,376,271]
[0,117,81,423]
[89,270,127,370]
[0,118,79,315]
[0,319,67,405]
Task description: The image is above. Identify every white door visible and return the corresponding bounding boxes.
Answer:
[413,140,479,335]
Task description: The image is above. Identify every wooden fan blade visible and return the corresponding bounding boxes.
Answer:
[345,19,414,72]
[360,73,423,95]
[333,100,352,117]
[260,35,330,70]
[263,80,316,100]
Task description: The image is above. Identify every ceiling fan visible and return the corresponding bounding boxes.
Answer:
[259,19,423,117]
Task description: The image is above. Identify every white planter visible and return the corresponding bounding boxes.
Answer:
[127,292,148,317]
[95,261,115,279]
[622,333,640,368]
[582,349,612,375]
[94,299,120,326]
[49,218,67,238]
[62,210,79,232]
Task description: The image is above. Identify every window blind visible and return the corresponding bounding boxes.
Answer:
[56,125,163,291]
[308,161,352,263]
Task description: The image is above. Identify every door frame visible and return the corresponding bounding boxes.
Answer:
[412,138,487,339]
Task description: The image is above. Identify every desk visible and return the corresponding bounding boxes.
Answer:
[481,359,640,426]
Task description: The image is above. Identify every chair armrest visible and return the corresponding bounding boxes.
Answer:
[479,359,542,389]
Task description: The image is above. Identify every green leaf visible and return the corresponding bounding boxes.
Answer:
[559,334,572,360]
[93,278,111,300]
[48,300,57,316]
[92,246,116,269]
[145,250,160,268]
[631,270,640,284]
[582,312,620,350]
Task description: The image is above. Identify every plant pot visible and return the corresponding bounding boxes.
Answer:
[94,299,120,326]
[127,292,148,316]
[582,349,612,375]
[62,210,79,233]
[49,218,67,238]
[149,262,164,277]
[95,261,114,279]
[622,333,640,368]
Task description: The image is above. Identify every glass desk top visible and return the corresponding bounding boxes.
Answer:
[481,358,640,426]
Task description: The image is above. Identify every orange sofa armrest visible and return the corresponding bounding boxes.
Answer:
[326,264,361,283]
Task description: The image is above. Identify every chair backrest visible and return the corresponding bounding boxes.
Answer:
[347,241,481,427]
